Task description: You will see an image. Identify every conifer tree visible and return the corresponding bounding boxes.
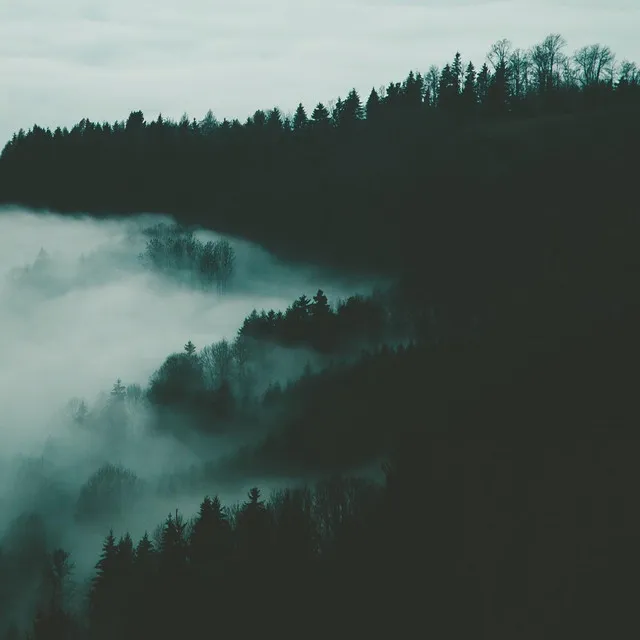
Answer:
[365,88,381,121]
[462,62,478,112]
[292,103,309,132]
[184,340,197,357]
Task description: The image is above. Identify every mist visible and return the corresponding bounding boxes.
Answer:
[0,207,374,602]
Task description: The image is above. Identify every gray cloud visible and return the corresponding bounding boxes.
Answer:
[0,0,638,141]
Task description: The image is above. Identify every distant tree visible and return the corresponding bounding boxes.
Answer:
[292,103,309,133]
[488,38,512,71]
[125,110,145,132]
[573,44,615,88]
[198,240,218,286]
[125,383,144,407]
[365,88,381,121]
[462,62,478,112]
[76,464,141,524]
[617,60,640,97]
[189,496,232,572]
[487,39,512,114]
[266,108,284,134]
[451,52,464,97]
[487,60,510,114]
[135,532,155,570]
[199,109,218,134]
[529,33,567,94]
[476,63,491,105]
[508,48,530,102]
[311,289,331,317]
[236,488,272,575]
[438,64,454,110]
[212,239,235,292]
[147,352,205,406]
[342,89,365,124]
[184,340,197,357]
[110,379,126,401]
[158,511,189,599]
[403,71,425,109]
[425,65,440,107]
[35,547,75,637]
[199,339,235,388]
[310,103,331,130]
[89,531,118,635]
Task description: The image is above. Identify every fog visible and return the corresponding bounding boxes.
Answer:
[0,207,373,600]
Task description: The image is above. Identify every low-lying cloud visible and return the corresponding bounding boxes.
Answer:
[0,207,372,587]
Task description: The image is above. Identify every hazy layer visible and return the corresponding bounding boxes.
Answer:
[0,207,374,584]
[0,207,367,453]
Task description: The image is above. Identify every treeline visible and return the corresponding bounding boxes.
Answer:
[67,270,638,482]
[68,288,400,446]
[139,224,235,291]
[1,34,638,283]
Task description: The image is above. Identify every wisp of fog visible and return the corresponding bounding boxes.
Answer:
[0,206,372,582]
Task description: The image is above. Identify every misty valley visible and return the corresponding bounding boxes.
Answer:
[1,30,639,640]
[0,209,397,636]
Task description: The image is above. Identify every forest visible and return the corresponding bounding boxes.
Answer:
[0,33,639,639]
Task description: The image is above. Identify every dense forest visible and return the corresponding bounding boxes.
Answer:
[0,33,639,638]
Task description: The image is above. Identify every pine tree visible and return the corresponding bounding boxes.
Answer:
[311,103,331,130]
[110,379,126,401]
[451,52,464,96]
[341,89,364,126]
[159,511,188,575]
[365,88,381,121]
[184,340,197,357]
[476,63,491,106]
[487,60,510,114]
[89,531,119,637]
[438,64,454,110]
[292,103,308,133]
[135,532,155,570]
[237,488,270,559]
[190,496,232,573]
[403,71,425,109]
[462,62,478,113]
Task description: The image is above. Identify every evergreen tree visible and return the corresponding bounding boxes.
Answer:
[110,379,126,401]
[184,340,197,357]
[342,89,365,125]
[292,103,308,133]
[487,60,510,114]
[462,62,478,113]
[311,102,331,130]
[89,531,119,637]
[476,63,491,106]
[311,289,331,317]
[189,496,232,572]
[403,71,425,109]
[451,52,464,96]
[365,88,381,121]
[438,64,454,110]
[236,488,271,572]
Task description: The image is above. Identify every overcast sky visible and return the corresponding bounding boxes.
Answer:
[0,0,638,144]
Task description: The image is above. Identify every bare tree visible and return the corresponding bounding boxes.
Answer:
[200,339,235,388]
[425,65,440,107]
[618,60,640,86]
[529,33,567,93]
[573,44,616,87]
[213,239,235,293]
[508,48,530,99]
[488,38,513,70]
